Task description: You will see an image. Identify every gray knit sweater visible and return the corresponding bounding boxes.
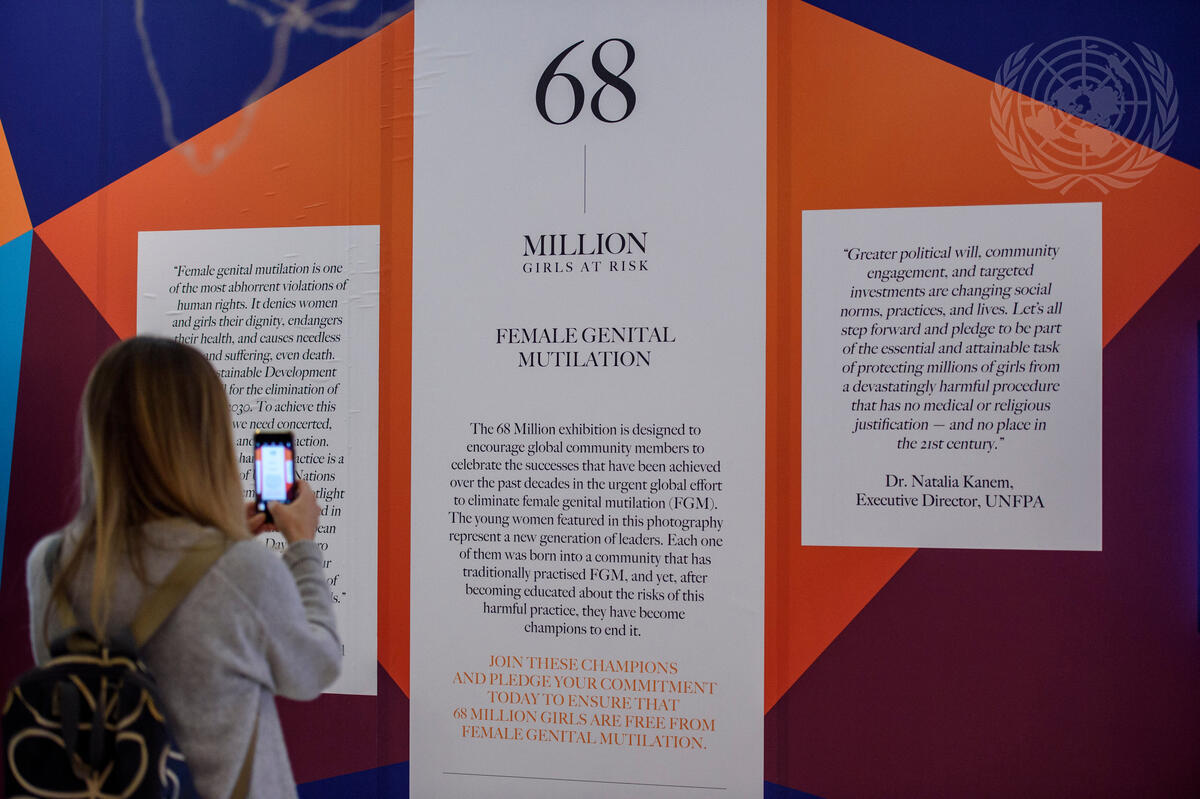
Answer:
[26,519,341,799]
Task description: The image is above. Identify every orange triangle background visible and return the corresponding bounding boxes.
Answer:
[35,17,415,695]
[0,118,31,247]
[763,0,1200,711]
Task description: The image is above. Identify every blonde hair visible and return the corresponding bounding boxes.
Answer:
[49,336,247,637]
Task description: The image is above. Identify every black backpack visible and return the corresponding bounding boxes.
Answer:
[3,537,253,799]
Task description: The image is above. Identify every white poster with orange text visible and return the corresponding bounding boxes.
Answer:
[411,1,765,796]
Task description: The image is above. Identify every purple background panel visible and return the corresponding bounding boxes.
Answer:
[280,664,409,784]
[0,233,117,690]
[766,245,1200,797]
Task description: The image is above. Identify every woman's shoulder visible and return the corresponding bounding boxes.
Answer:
[211,538,296,594]
[219,537,287,568]
[139,519,290,597]
[25,530,67,589]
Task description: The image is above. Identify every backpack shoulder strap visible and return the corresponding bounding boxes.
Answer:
[42,535,64,584]
[131,536,259,797]
[132,536,257,795]
[130,539,227,648]
[42,535,78,632]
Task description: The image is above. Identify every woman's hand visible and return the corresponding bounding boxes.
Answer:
[245,480,322,544]
[246,502,269,536]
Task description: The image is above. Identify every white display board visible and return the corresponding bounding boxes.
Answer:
[411,1,765,795]
[802,203,1102,550]
[138,224,380,695]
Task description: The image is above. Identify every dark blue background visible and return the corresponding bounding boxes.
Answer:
[806,0,1198,168]
[0,0,409,226]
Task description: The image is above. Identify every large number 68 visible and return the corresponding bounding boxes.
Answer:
[535,38,636,125]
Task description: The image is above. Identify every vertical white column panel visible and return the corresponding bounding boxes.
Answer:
[412,1,765,795]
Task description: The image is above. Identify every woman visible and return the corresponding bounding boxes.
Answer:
[25,336,341,799]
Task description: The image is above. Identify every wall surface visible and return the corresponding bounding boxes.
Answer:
[1,1,1197,797]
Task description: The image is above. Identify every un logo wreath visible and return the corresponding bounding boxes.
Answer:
[991,37,1178,194]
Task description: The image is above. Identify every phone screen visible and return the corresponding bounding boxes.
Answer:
[254,433,295,512]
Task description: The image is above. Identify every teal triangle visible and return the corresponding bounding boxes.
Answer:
[0,231,30,590]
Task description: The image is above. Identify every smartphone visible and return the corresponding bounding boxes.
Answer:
[254,430,296,517]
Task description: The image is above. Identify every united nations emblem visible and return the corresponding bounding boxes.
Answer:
[991,36,1178,193]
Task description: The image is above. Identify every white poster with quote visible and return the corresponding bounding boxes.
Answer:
[802,203,1101,550]
[412,1,764,796]
[137,224,379,695]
